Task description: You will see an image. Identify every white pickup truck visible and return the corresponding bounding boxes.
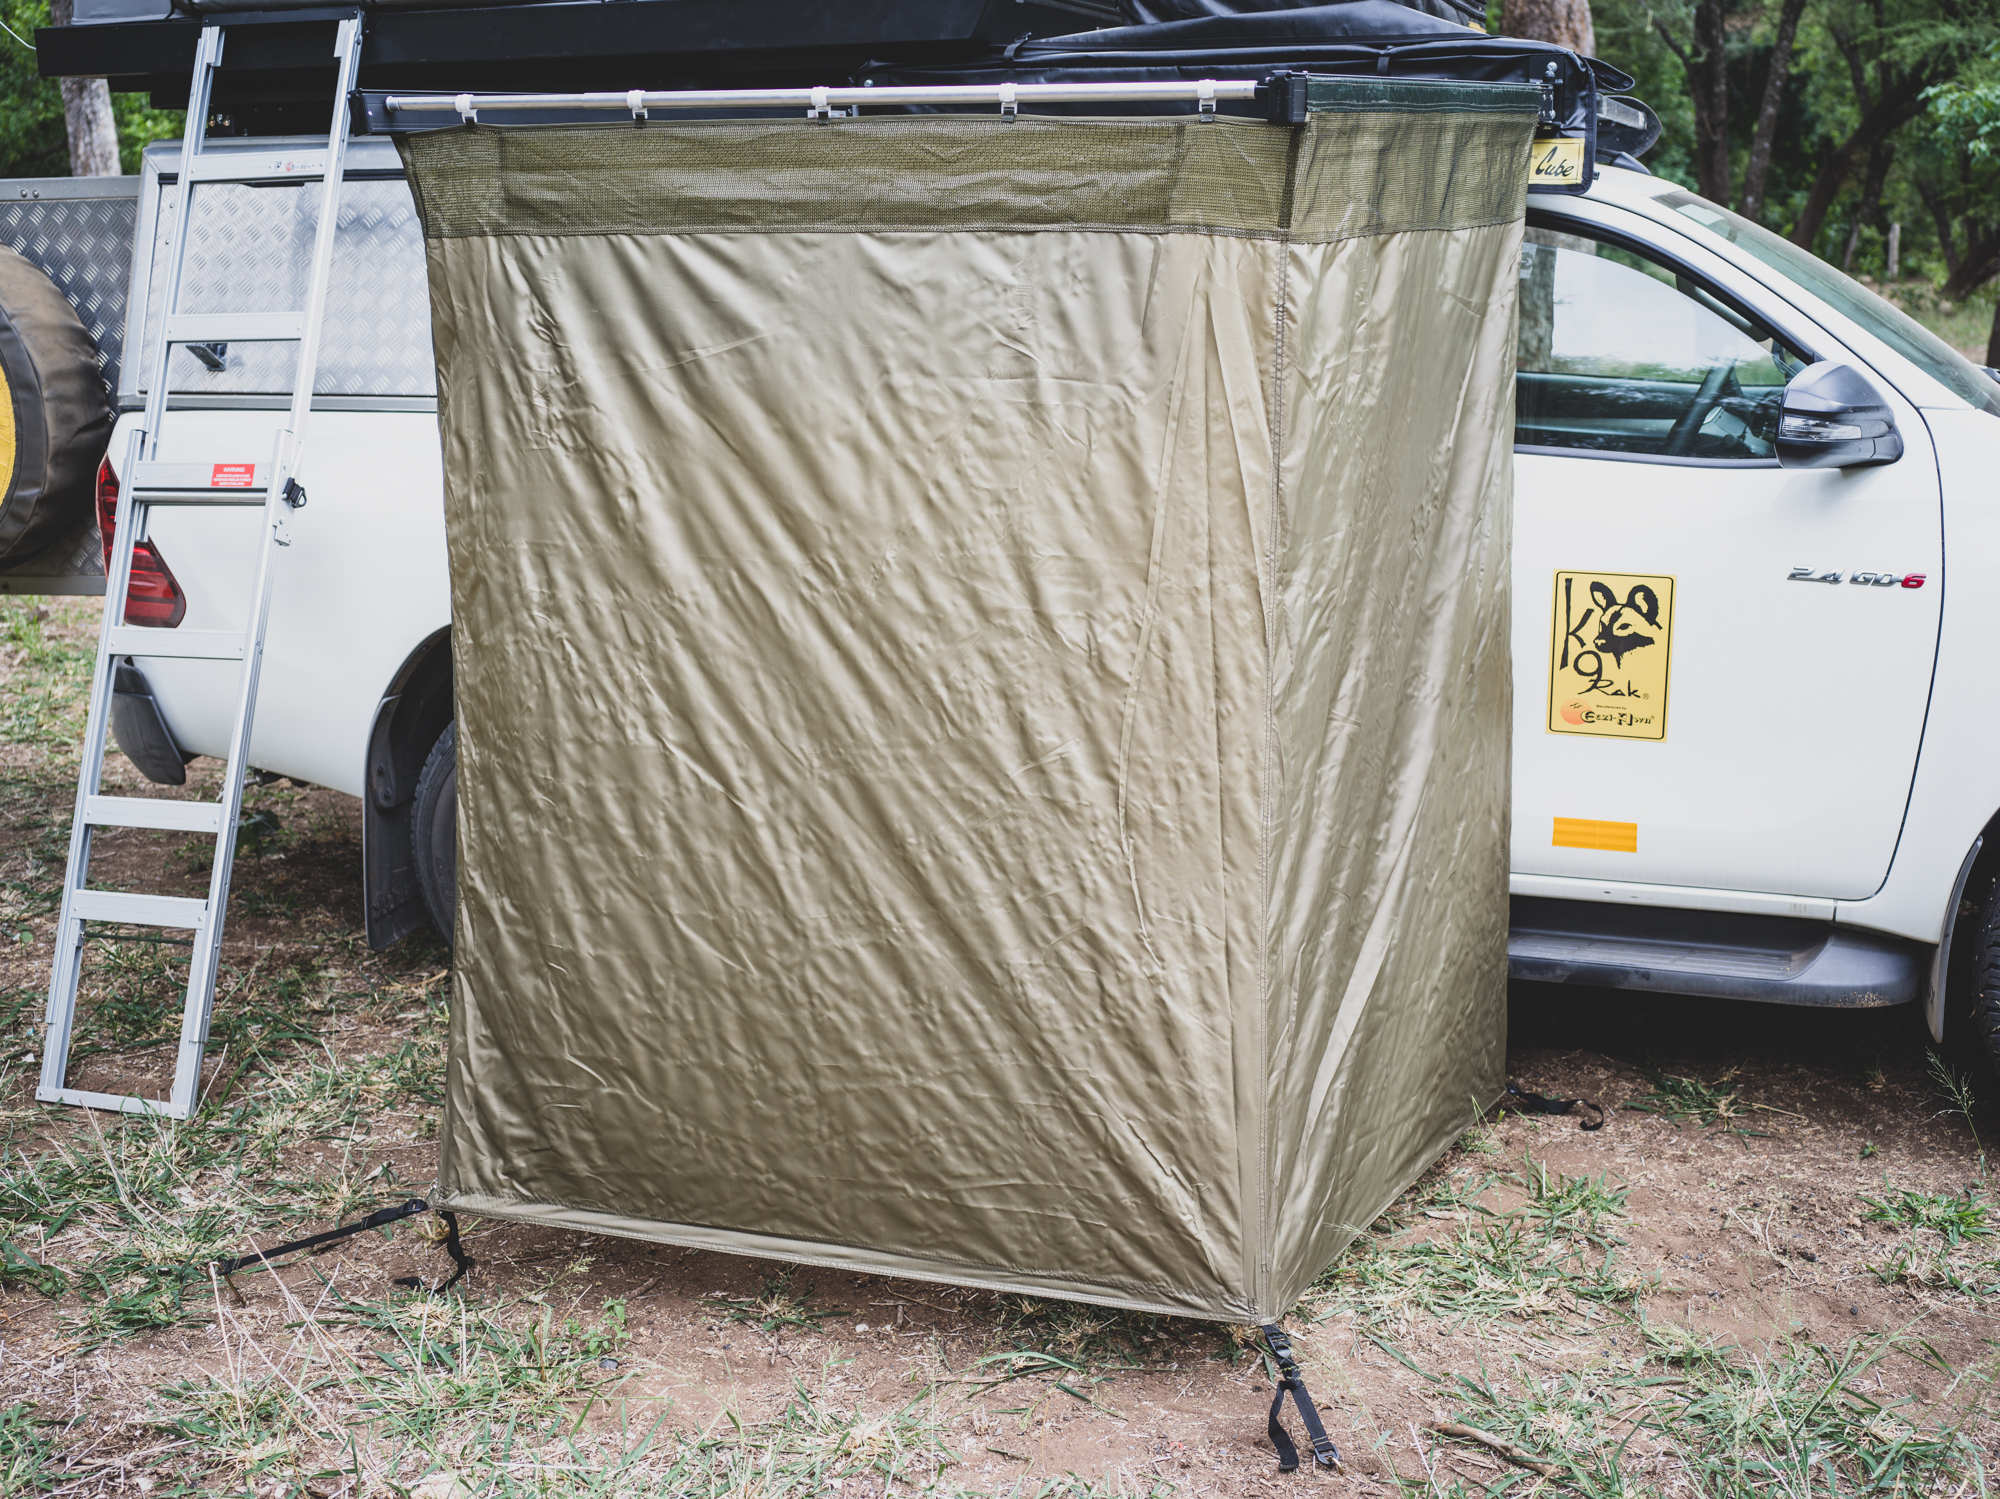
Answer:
[19,130,2000,1066]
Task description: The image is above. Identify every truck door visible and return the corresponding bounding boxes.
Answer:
[1510,222,1944,902]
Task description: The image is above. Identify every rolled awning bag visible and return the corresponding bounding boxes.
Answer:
[401,76,1529,1322]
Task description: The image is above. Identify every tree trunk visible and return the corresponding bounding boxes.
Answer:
[47,0,122,178]
[1841,140,1893,271]
[1502,0,1594,56]
[1985,301,2000,371]
[59,81,120,177]
[1691,0,1731,205]
[1940,233,2000,301]
[1739,0,1808,224]
[1790,81,1932,250]
[1519,241,1558,371]
[1917,180,1962,283]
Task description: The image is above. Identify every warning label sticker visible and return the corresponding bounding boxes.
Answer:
[1548,571,1675,741]
[212,463,256,488]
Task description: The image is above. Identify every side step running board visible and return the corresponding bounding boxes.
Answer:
[1507,896,1923,1008]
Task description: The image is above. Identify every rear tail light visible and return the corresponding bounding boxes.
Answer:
[97,456,185,628]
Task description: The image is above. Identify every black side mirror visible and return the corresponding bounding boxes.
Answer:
[1776,361,1903,469]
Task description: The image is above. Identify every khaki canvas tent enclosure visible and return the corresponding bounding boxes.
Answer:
[397,72,1530,1326]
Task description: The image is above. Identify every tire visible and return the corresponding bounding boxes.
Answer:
[1967,872,2000,1079]
[411,721,458,946]
[0,248,112,563]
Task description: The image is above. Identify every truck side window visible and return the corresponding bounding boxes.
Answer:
[1516,228,1809,461]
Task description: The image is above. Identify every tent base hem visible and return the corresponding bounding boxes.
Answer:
[438,1088,1503,1325]
[434,1192,1258,1322]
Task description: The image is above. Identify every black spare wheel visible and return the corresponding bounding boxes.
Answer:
[0,247,111,563]
[412,720,457,945]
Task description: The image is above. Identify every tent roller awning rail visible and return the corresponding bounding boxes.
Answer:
[376,78,1264,127]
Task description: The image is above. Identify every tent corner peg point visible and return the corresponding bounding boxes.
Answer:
[1262,1324,1341,1473]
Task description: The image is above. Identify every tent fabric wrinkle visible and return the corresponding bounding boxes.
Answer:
[401,87,1525,1323]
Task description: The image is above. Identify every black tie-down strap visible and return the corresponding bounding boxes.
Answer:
[1506,1080,1605,1131]
[212,1198,473,1294]
[1261,1325,1339,1473]
[394,1210,473,1295]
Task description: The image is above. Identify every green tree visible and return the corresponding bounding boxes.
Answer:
[1787,0,1996,251]
[0,0,177,178]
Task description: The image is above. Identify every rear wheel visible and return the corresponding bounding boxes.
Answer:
[1966,873,2000,1078]
[411,721,457,945]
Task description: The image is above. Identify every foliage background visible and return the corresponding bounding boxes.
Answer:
[0,0,178,177]
[1540,0,2000,350]
[0,0,1993,348]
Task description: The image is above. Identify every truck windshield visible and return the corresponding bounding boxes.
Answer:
[1657,189,2000,415]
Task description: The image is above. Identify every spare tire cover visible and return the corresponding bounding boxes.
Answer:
[0,247,113,563]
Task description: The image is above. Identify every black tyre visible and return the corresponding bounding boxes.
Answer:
[412,721,458,945]
[1966,871,2000,1079]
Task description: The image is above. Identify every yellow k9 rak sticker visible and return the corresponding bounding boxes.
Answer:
[1548,570,1675,740]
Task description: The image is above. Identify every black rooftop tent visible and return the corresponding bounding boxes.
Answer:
[39,0,1639,168]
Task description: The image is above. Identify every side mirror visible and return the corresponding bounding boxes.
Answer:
[1776,361,1903,469]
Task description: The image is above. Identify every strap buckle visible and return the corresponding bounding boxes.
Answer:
[1262,1325,1340,1472]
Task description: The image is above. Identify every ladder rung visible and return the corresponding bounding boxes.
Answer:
[71,889,208,929]
[130,491,269,506]
[165,312,303,344]
[185,150,327,184]
[83,795,225,835]
[34,1085,177,1116]
[132,461,266,496]
[106,627,245,661]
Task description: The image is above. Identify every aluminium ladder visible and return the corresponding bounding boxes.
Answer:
[38,15,366,1118]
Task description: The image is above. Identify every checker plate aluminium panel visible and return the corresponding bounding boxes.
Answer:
[124,135,436,403]
[0,176,139,400]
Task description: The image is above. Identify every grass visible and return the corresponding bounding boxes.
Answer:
[1929,1052,1988,1176]
[1417,1332,1982,1498]
[1320,1157,1992,1496]
[1860,1185,2000,1296]
[709,1269,833,1336]
[1862,1188,1992,1245]
[1877,280,1998,362]
[1307,1158,1647,1333]
[1623,1067,1763,1133]
[142,1287,955,1495]
[0,1402,61,1494]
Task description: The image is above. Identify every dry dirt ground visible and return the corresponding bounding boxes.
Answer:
[2,596,1997,1498]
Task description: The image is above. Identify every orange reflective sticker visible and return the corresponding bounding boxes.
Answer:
[1552,817,1638,852]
